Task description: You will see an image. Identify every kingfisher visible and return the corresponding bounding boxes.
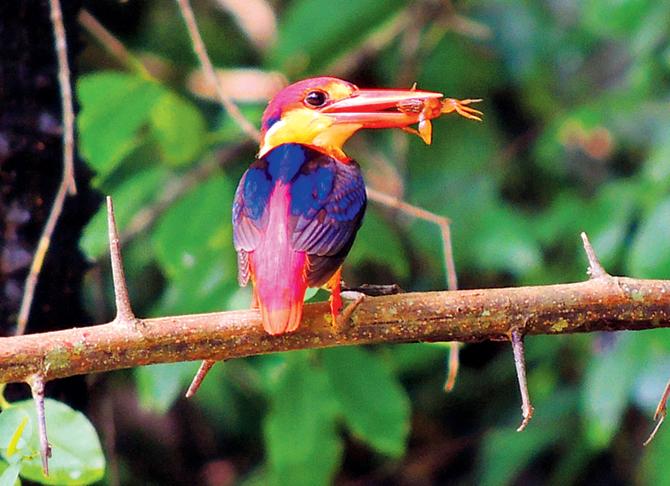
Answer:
[186,77,481,396]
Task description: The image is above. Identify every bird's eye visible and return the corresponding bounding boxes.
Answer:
[304,90,328,108]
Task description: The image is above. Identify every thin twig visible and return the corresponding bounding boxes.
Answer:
[175,0,261,142]
[443,342,461,392]
[326,9,410,78]
[511,328,534,431]
[16,0,76,335]
[50,0,76,196]
[78,9,152,78]
[106,197,135,322]
[366,186,458,287]
[581,232,609,279]
[644,378,670,446]
[118,142,252,246]
[29,374,51,476]
[441,221,460,391]
[99,391,120,486]
[16,189,68,336]
[365,186,461,390]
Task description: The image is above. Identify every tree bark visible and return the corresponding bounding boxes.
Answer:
[0,274,668,385]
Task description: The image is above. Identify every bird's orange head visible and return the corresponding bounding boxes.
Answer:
[259,76,445,158]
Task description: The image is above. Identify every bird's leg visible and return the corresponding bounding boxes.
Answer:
[327,268,343,324]
[324,268,365,331]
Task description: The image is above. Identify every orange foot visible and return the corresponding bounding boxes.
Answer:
[326,268,343,326]
[326,269,366,331]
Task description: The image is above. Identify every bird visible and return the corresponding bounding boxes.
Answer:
[186,77,482,396]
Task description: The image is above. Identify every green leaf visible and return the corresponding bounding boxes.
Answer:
[150,91,207,167]
[264,355,342,486]
[321,346,410,457]
[348,208,409,278]
[628,197,670,278]
[152,174,238,314]
[135,361,201,413]
[0,462,20,486]
[581,0,654,36]
[79,167,170,259]
[476,205,542,277]
[586,181,638,268]
[581,334,645,448]
[480,425,559,486]
[642,131,670,187]
[269,0,403,74]
[0,407,31,457]
[478,391,575,486]
[0,399,104,486]
[153,174,234,278]
[77,71,164,176]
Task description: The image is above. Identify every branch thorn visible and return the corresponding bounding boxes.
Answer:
[186,360,216,398]
[335,292,366,330]
[443,342,461,392]
[29,374,51,476]
[644,378,670,446]
[510,328,534,431]
[106,196,136,324]
[581,232,608,279]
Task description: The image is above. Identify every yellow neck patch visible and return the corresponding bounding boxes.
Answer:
[259,108,361,159]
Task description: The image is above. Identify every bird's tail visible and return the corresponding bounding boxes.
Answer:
[250,184,308,335]
[253,251,308,335]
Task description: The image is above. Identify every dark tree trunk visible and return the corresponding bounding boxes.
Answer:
[0,1,99,403]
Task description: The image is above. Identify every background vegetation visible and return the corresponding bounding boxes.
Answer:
[4,0,670,484]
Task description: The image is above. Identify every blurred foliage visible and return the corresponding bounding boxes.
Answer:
[21,0,670,483]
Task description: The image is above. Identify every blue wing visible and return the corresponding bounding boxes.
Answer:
[289,157,366,286]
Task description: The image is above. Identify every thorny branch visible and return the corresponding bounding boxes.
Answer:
[2,206,670,387]
[2,202,670,384]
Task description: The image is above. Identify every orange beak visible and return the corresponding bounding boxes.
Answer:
[320,87,444,129]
